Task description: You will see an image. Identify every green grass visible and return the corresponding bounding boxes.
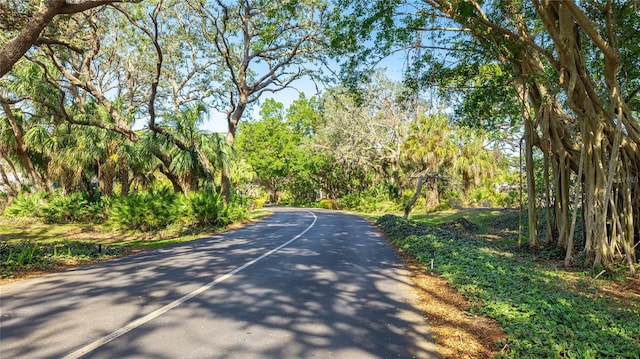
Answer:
[0,209,272,280]
[376,212,640,358]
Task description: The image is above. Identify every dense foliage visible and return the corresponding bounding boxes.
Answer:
[1,240,128,279]
[3,189,247,231]
[376,214,640,358]
[335,0,640,272]
[237,87,514,212]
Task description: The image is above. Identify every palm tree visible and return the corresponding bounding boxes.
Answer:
[452,129,497,193]
[0,102,50,192]
[165,103,216,192]
[401,114,458,217]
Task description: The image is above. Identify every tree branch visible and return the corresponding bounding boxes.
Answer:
[0,0,141,78]
[34,36,84,53]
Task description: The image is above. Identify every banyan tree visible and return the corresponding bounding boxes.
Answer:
[339,0,639,274]
[454,1,639,274]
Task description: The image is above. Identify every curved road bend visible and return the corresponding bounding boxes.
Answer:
[1,208,437,358]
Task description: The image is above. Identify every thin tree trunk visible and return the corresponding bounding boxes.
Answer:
[81,175,94,199]
[556,152,571,249]
[565,130,585,267]
[119,159,130,196]
[404,175,425,219]
[1,153,25,189]
[1,101,47,192]
[158,166,184,194]
[149,148,184,194]
[524,117,538,248]
[543,149,553,245]
[222,101,247,203]
[0,160,18,196]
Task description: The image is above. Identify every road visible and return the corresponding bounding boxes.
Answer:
[1,208,437,358]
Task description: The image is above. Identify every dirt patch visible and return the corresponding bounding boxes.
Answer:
[436,218,479,237]
[395,247,507,358]
[570,274,640,310]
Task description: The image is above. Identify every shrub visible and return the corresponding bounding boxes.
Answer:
[337,192,363,211]
[251,198,265,209]
[4,191,47,218]
[4,191,106,223]
[106,187,178,231]
[41,192,90,223]
[221,201,249,224]
[1,240,127,277]
[180,191,226,226]
[319,199,336,209]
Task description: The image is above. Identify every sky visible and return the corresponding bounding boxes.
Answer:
[200,79,322,134]
[199,54,409,134]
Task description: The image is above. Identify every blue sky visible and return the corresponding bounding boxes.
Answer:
[200,53,408,134]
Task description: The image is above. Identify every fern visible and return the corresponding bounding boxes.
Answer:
[4,192,47,218]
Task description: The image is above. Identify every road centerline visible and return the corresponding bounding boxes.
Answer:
[62,211,318,359]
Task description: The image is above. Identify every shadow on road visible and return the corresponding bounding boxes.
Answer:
[1,210,437,358]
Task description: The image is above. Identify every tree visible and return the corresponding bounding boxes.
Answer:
[337,0,640,273]
[236,99,301,203]
[14,0,222,193]
[0,0,141,78]
[191,0,334,201]
[314,75,412,190]
[452,128,497,194]
[401,114,457,217]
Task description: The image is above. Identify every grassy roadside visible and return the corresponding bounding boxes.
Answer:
[0,209,272,283]
[375,210,640,358]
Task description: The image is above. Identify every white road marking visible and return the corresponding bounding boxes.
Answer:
[62,211,318,359]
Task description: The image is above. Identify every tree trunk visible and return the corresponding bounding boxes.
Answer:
[523,115,538,248]
[81,175,94,199]
[222,101,247,203]
[417,175,439,211]
[97,158,117,197]
[0,153,25,189]
[150,148,184,194]
[1,101,48,192]
[119,158,130,196]
[0,0,139,78]
[0,160,18,196]
[403,175,424,219]
[543,150,553,245]
[158,166,184,194]
[0,0,61,77]
[565,133,585,267]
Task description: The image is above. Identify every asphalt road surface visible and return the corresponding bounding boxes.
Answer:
[1,208,437,358]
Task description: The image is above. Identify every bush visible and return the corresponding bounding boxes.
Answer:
[41,192,91,223]
[221,201,249,224]
[4,188,249,232]
[319,199,336,209]
[337,192,363,210]
[4,191,46,218]
[180,191,226,226]
[4,191,106,223]
[338,188,402,213]
[251,198,265,209]
[1,240,127,277]
[106,187,178,231]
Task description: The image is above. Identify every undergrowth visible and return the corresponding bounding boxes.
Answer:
[3,188,248,231]
[376,214,640,358]
[0,241,128,280]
